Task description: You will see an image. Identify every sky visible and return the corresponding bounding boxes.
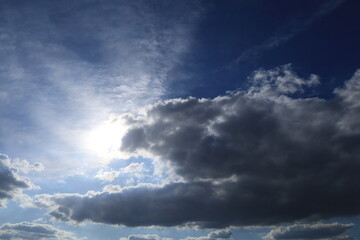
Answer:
[0,0,359,239]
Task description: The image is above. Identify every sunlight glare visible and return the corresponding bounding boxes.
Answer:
[83,117,128,159]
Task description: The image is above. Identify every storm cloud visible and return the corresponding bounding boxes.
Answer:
[36,66,360,228]
[264,222,355,240]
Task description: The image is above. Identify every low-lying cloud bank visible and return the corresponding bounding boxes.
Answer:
[0,154,42,207]
[36,65,360,228]
[182,230,233,240]
[119,230,232,240]
[119,234,173,240]
[0,222,77,240]
[264,222,355,240]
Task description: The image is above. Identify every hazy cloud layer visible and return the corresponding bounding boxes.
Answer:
[0,154,39,207]
[0,222,77,240]
[118,230,232,240]
[36,66,360,228]
[119,234,173,240]
[264,222,355,240]
[0,0,201,171]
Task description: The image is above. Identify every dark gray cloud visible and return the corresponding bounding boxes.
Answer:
[36,66,360,228]
[264,222,355,240]
[0,222,77,240]
[0,154,38,207]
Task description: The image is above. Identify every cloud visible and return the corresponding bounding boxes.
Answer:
[0,0,202,172]
[103,184,122,193]
[121,162,147,178]
[119,231,232,240]
[247,64,319,96]
[119,234,173,240]
[0,154,38,207]
[182,230,232,240]
[94,170,121,182]
[10,159,45,173]
[0,222,77,240]
[35,66,360,228]
[264,222,355,240]
[94,162,146,182]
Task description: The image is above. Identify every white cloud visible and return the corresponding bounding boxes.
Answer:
[10,159,44,173]
[94,170,121,182]
[182,230,233,240]
[121,162,147,178]
[119,234,173,240]
[103,185,122,193]
[248,64,319,97]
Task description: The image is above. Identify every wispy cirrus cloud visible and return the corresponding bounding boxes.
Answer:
[0,0,201,172]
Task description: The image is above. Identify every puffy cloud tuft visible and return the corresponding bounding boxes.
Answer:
[182,230,233,240]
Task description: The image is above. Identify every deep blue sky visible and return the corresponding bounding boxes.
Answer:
[168,0,360,99]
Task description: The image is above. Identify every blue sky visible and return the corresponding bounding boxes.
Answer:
[0,0,359,239]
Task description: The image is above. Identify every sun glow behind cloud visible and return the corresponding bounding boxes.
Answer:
[83,116,129,160]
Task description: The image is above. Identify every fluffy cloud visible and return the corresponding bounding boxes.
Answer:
[94,170,121,182]
[0,154,39,207]
[9,159,44,173]
[121,162,146,177]
[182,230,232,240]
[94,162,146,182]
[35,66,360,228]
[264,222,355,240]
[0,222,77,240]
